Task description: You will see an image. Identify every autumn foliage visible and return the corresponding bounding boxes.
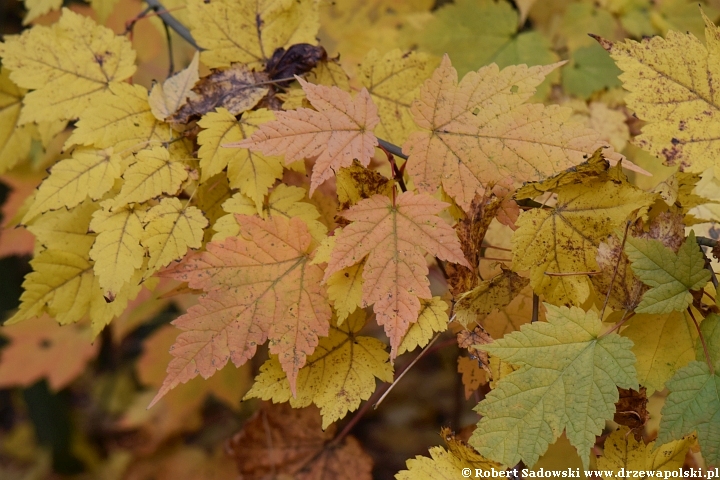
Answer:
[1,0,720,478]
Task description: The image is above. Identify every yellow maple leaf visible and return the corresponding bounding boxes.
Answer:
[598,426,693,479]
[113,147,188,209]
[141,197,208,277]
[22,148,123,223]
[596,11,720,173]
[397,441,501,480]
[398,297,449,355]
[454,268,530,327]
[325,192,468,357]
[7,238,142,333]
[237,79,380,194]
[22,0,63,25]
[359,49,434,145]
[197,108,282,214]
[149,52,200,121]
[335,160,394,210]
[187,0,319,69]
[244,310,393,429]
[402,55,628,210]
[26,198,99,254]
[89,201,146,300]
[213,184,327,243]
[0,8,136,123]
[513,165,654,305]
[312,232,365,323]
[457,356,486,399]
[66,83,172,157]
[621,310,699,395]
[0,68,32,174]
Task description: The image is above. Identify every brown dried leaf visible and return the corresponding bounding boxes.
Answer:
[335,160,393,211]
[613,387,649,438]
[457,325,493,372]
[168,65,270,124]
[227,402,372,480]
[446,191,504,296]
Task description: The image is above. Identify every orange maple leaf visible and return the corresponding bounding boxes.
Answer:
[149,215,331,406]
[324,192,468,357]
[402,55,634,210]
[235,78,380,194]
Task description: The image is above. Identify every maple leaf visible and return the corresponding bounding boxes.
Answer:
[213,184,327,243]
[137,325,251,418]
[197,108,283,213]
[0,8,136,123]
[227,402,373,480]
[482,285,540,340]
[245,310,393,429]
[149,52,200,121]
[22,0,62,24]
[398,297,449,355]
[65,83,172,156]
[187,0,319,70]
[169,64,270,124]
[625,231,711,314]
[150,215,331,405]
[621,311,698,395]
[657,362,720,465]
[0,68,32,174]
[335,160,393,211]
[22,148,123,223]
[88,201,146,300]
[7,245,143,333]
[454,268,529,327]
[359,49,433,145]
[0,316,98,390]
[458,356,486,399]
[402,55,631,210]
[409,0,558,83]
[513,163,654,305]
[324,192,468,357]
[397,429,502,479]
[141,197,208,278]
[112,147,188,209]
[596,11,720,171]
[237,78,380,194]
[470,304,638,468]
[598,425,693,480]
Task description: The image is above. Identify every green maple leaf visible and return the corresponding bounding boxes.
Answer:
[470,304,638,468]
[625,231,710,314]
[657,361,720,465]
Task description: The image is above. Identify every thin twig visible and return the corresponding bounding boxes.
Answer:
[481,244,512,252]
[377,138,408,159]
[696,236,719,248]
[601,310,633,337]
[600,220,631,321]
[704,290,716,303]
[144,0,202,50]
[373,333,442,410]
[701,247,719,289]
[687,307,715,375]
[531,293,539,323]
[161,19,175,76]
[378,144,407,192]
[544,271,601,277]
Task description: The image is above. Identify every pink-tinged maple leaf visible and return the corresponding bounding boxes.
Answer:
[323,192,469,358]
[149,216,331,407]
[402,55,646,210]
[233,78,380,194]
